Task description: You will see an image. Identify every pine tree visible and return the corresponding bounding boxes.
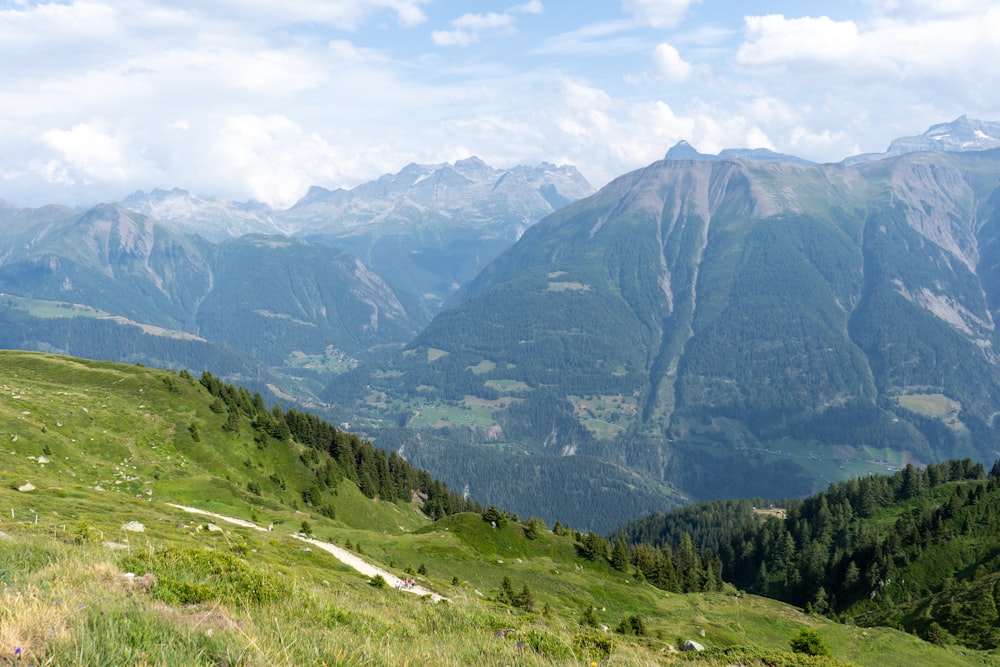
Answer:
[611,535,630,572]
[500,576,516,605]
[516,584,535,612]
[675,533,702,592]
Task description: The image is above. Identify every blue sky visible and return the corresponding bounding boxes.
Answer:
[2,0,998,208]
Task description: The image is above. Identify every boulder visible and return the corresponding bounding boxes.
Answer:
[122,521,145,532]
[681,640,704,652]
[18,482,35,492]
[206,523,223,532]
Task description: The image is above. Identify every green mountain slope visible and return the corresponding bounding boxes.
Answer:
[0,350,986,666]
[617,458,1000,652]
[322,150,1000,524]
[0,205,424,401]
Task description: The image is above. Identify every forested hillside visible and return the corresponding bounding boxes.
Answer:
[617,459,1000,649]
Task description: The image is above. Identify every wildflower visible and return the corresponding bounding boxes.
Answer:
[14,646,21,657]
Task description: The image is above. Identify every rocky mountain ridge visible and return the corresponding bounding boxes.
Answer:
[121,158,594,312]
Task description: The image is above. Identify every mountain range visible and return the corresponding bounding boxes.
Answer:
[122,158,593,315]
[3,118,1000,530]
[0,202,422,401]
[322,120,1000,528]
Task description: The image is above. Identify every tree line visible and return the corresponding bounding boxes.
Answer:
[198,370,479,520]
[616,458,1000,646]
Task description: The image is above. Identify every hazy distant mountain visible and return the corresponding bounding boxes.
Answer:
[666,117,1000,168]
[284,157,594,313]
[118,159,593,315]
[284,157,591,236]
[844,116,1000,164]
[888,116,1000,154]
[0,203,422,397]
[664,140,815,165]
[121,188,287,240]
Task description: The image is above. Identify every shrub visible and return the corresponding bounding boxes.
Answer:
[121,548,283,606]
[574,632,614,662]
[790,628,830,656]
[524,517,546,540]
[615,614,645,636]
[525,630,573,660]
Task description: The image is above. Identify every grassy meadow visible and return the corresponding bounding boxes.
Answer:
[0,351,995,666]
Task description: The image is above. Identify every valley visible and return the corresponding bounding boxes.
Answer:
[4,121,1000,533]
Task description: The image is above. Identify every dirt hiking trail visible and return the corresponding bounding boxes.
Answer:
[167,503,447,602]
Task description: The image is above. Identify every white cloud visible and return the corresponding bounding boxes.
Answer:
[533,20,642,56]
[622,0,699,28]
[2,0,1000,208]
[214,114,338,207]
[651,43,692,82]
[170,0,428,30]
[433,1,542,47]
[455,12,514,31]
[868,0,994,19]
[787,126,857,159]
[42,122,147,183]
[431,29,477,47]
[513,1,544,15]
[737,15,860,65]
[736,10,1000,79]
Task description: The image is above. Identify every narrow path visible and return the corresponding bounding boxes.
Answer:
[167,503,446,602]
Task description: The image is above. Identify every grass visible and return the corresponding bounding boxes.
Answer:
[465,360,496,375]
[483,379,531,393]
[284,347,358,375]
[426,348,449,362]
[748,438,909,493]
[406,401,497,429]
[0,350,996,666]
[895,392,968,435]
[0,294,106,319]
[568,394,638,440]
[1,518,990,666]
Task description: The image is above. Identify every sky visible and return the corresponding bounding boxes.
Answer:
[1,0,999,209]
